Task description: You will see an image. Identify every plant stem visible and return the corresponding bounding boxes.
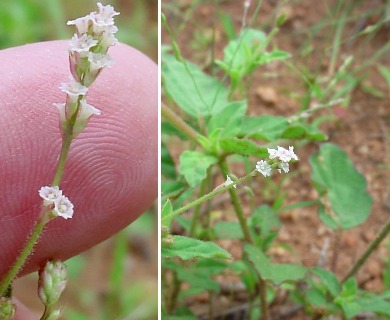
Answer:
[342,216,390,283]
[259,278,269,320]
[189,174,209,237]
[0,127,74,295]
[219,160,253,244]
[168,270,181,314]
[161,103,203,145]
[328,6,346,77]
[0,214,47,296]
[165,171,256,224]
[218,160,269,320]
[40,305,52,320]
[52,133,73,186]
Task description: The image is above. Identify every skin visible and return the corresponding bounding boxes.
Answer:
[0,40,158,319]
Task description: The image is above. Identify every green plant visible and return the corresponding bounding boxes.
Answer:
[161,1,390,319]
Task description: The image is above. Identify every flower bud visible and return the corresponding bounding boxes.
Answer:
[0,297,15,320]
[38,260,68,306]
[46,309,62,320]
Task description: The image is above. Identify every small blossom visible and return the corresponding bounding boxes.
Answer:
[69,34,98,54]
[59,80,88,100]
[67,16,91,35]
[278,161,289,173]
[97,2,120,19]
[91,3,120,28]
[39,186,63,206]
[267,146,298,162]
[224,175,236,188]
[54,196,74,220]
[79,99,101,118]
[256,160,272,177]
[88,52,114,71]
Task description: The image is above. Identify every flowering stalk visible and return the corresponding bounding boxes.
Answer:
[0,298,15,320]
[0,3,119,297]
[38,260,67,320]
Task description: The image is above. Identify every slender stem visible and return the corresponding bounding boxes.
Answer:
[40,305,52,320]
[161,104,203,145]
[0,125,74,295]
[328,7,346,77]
[219,160,253,244]
[259,278,269,320]
[165,171,256,224]
[189,174,209,237]
[52,133,73,186]
[342,216,390,283]
[0,214,47,296]
[168,270,181,314]
[218,160,269,320]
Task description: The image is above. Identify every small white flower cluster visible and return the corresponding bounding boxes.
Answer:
[256,146,298,177]
[54,3,119,138]
[39,186,74,220]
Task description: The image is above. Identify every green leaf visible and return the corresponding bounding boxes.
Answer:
[356,292,390,316]
[215,29,267,81]
[334,278,361,318]
[305,288,328,308]
[244,244,307,285]
[310,143,372,229]
[219,138,268,157]
[162,181,187,199]
[311,267,341,297]
[162,54,228,118]
[177,268,221,294]
[215,29,290,83]
[161,199,173,228]
[214,221,244,239]
[179,151,218,187]
[281,123,328,141]
[207,101,247,138]
[162,235,231,260]
[162,143,177,179]
[250,205,281,239]
[239,116,289,141]
[378,65,390,88]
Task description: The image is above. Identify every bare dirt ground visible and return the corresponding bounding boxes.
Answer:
[162,0,390,318]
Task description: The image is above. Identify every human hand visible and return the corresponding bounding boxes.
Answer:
[0,40,157,318]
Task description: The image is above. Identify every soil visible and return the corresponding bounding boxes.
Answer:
[162,0,390,319]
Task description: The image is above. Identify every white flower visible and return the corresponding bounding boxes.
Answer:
[79,99,101,118]
[278,161,289,173]
[69,34,98,54]
[39,186,74,220]
[59,80,88,100]
[98,29,119,49]
[39,186,63,206]
[54,196,74,220]
[97,2,120,19]
[267,146,298,162]
[88,52,114,71]
[67,16,91,34]
[53,102,66,121]
[256,160,272,177]
[92,3,119,27]
[224,175,236,188]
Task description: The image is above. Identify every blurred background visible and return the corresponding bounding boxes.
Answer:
[0,0,158,319]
